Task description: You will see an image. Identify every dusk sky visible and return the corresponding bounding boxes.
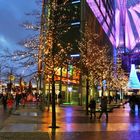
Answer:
[0,0,40,51]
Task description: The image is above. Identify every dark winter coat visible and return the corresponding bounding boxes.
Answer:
[89,99,96,109]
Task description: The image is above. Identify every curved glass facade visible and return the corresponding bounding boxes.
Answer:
[86,0,140,52]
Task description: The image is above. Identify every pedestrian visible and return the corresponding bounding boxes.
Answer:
[21,96,26,108]
[7,94,14,114]
[2,93,8,111]
[136,95,140,112]
[58,92,62,105]
[129,93,136,112]
[108,95,113,104]
[89,97,96,119]
[98,96,108,122]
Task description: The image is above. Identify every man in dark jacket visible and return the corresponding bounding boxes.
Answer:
[89,97,96,119]
[98,96,108,121]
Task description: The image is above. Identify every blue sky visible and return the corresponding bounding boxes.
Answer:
[0,0,40,51]
[0,0,41,80]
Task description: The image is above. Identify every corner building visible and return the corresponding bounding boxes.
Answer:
[43,0,114,105]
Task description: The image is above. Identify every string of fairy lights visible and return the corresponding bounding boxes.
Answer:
[0,0,128,94]
[78,23,128,95]
[9,0,76,81]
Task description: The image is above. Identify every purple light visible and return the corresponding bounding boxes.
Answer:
[126,11,135,50]
[125,24,129,49]
[133,4,140,13]
[115,9,120,47]
[115,0,140,50]
[86,0,140,51]
[86,0,115,46]
[129,7,140,39]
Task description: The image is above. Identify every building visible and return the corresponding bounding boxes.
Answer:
[87,0,140,90]
[41,0,115,105]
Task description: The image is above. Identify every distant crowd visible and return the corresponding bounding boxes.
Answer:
[0,90,42,113]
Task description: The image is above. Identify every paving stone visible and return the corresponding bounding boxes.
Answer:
[0,132,50,140]
[0,103,140,140]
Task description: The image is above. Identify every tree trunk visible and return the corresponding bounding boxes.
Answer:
[101,77,104,96]
[108,89,111,104]
[51,72,56,128]
[39,73,42,91]
[59,66,62,95]
[101,85,104,96]
[86,78,89,115]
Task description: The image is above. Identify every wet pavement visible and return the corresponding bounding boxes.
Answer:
[0,106,10,130]
[0,103,140,140]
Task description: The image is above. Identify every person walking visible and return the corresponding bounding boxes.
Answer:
[2,93,8,111]
[89,97,96,119]
[15,91,21,109]
[129,93,136,112]
[58,92,62,106]
[98,96,108,122]
[7,94,14,114]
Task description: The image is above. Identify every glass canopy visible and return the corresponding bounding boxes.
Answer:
[86,0,140,51]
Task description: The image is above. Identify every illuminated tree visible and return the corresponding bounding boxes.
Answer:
[114,55,128,101]
[41,0,75,128]
[78,24,113,114]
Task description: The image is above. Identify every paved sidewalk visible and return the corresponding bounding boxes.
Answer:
[0,106,10,129]
[0,103,140,140]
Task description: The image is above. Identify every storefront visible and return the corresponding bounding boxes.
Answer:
[44,65,81,105]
